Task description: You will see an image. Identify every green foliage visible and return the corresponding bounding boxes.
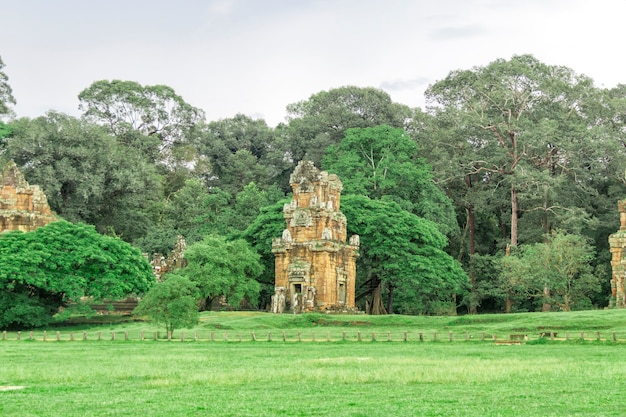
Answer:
[425,54,619,249]
[180,235,262,308]
[0,120,11,138]
[239,199,290,305]
[341,195,469,314]
[133,274,199,334]
[499,231,601,312]
[0,220,154,329]
[194,114,277,195]
[78,79,203,145]
[283,86,412,166]
[5,113,162,241]
[323,124,458,235]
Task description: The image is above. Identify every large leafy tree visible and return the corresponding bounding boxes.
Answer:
[78,80,206,190]
[78,80,204,148]
[5,112,162,240]
[0,221,155,329]
[425,55,605,248]
[341,195,468,314]
[322,124,458,236]
[179,235,262,309]
[280,86,412,168]
[239,199,290,306]
[133,274,199,335]
[0,55,16,117]
[499,231,600,312]
[194,114,278,195]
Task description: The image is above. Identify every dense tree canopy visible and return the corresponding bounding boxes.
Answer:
[2,53,624,317]
[4,112,162,241]
[281,86,412,167]
[425,55,609,248]
[78,80,204,146]
[322,124,458,235]
[500,231,600,312]
[0,221,155,329]
[341,195,468,314]
[179,235,262,309]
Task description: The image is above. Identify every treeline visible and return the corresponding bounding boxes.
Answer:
[1,54,625,316]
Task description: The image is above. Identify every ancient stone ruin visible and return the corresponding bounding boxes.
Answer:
[609,199,626,308]
[149,235,188,281]
[271,160,359,313]
[0,160,58,233]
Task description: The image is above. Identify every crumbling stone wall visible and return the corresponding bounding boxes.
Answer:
[609,199,626,308]
[272,161,359,313]
[0,160,58,233]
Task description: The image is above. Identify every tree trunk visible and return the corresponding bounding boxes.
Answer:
[542,284,551,312]
[467,205,478,314]
[511,183,518,248]
[562,294,571,312]
[387,284,394,314]
[505,292,513,313]
[368,281,387,315]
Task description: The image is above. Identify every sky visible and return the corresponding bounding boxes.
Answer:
[2,0,626,127]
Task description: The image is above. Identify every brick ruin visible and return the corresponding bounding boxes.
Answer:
[0,160,58,233]
[271,161,359,313]
[609,199,626,308]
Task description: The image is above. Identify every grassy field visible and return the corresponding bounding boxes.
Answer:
[1,310,625,416]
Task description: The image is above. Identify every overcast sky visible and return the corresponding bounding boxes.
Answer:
[2,0,626,126]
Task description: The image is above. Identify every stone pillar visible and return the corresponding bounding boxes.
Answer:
[608,199,626,308]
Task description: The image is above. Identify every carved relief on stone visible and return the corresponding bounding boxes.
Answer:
[271,287,286,314]
[305,286,316,309]
[321,227,333,240]
[349,234,360,247]
[282,229,292,243]
[290,209,313,227]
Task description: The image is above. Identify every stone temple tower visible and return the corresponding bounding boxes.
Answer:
[271,161,359,313]
[609,199,626,308]
[0,160,58,233]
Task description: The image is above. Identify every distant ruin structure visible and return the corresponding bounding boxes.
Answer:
[271,161,359,313]
[0,160,58,233]
[609,200,626,308]
[150,235,188,281]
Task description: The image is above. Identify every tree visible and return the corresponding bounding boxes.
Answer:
[425,55,602,248]
[341,195,468,314]
[194,114,278,194]
[280,86,412,167]
[78,80,203,147]
[0,56,16,116]
[0,220,155,329]
[501,231,600,312]
[241,196,468,315]
[180,235,262,309]
[322,124,458,235]
[5,113,162,241]
[239,199,290,307]
[133,274,199,335]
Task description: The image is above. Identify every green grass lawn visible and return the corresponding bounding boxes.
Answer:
[1,310,625,416]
